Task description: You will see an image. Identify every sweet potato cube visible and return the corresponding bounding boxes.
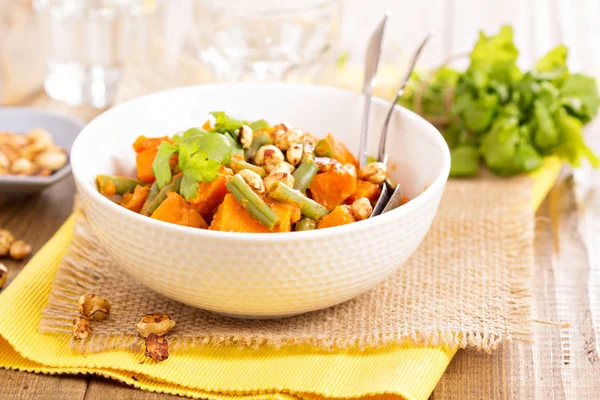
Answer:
[121,185,150,213]
[189,167,234,221]
[133,135,169,153]
[345,179,382,206]
[151,192,208,229]
[309,163,357,210]
[209,194,298,233]
[317,205,355,229]
[136,149,158,183]
[326,133,358,166]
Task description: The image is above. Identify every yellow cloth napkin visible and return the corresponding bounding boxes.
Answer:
[0,157,561,400]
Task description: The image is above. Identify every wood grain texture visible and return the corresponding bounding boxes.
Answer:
[2,0,600,399]
[0,369,88,400]
[84,379,177,400]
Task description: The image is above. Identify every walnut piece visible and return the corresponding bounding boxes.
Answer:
[263,172,295,192]
[9,240,31,260]
[0,263,7,289]
[137,313,176,338]
[0,229,15,257]
[358,162,387,184]
[11,157,35,175]
[237,170,265,194]
[349,197,373,221]
[78,294,111,321]
[72,316,91,340]
[35,150,68,171]
[145,333,169,362]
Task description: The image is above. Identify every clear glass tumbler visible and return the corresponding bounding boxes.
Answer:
[33,0,156,108]
[194,0,343,84]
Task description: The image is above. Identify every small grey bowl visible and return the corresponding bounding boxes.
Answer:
[0,107,85,195]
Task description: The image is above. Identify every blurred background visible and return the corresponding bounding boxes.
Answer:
[1,0,599,108]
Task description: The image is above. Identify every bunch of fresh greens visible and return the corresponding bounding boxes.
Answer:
[152,112,265,200]
[399,25,600,177]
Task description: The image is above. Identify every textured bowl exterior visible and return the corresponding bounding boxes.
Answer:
[72,83,450,318]
[78,180,444,317]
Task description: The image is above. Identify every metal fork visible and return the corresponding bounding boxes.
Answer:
[358,13,389,168]
[370,30,435,218]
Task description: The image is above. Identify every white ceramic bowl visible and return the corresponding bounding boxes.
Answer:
[71,83,450,318]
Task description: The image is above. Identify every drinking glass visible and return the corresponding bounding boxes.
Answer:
[193,0,343,84]
[33,0,157,108]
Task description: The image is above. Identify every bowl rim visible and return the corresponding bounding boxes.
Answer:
[0,107,86,185]
[72,82,450,241]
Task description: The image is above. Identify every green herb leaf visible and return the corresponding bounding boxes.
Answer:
[210,111,245,137]
[225,132,244,157]
[399,24,600,177]
[179,151,221,200]
[152,142,177,189]
[469,25,520,83]
[449,146,480,177]
[249,119,269,131]
[180,172,200,201]
[533,45,568,84]
[197,131,232,165]
[182,127,208,139]
[560,74,600,122]
[533,100,559,149]
[554,107,600,167]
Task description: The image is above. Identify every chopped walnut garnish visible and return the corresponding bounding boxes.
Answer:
[78,294,111,321]
[263,172,295,192]
[72,316,91,340]
[35,150,67,171]
[349,197,373,221]
[0,128,68,177]
[9,240,31,260]
[273,127,303,151]
[237,170,265,194]
[145,333,169,362]
[314,157,338,172]
[239,125,253,149]
[0,263,7,289]
[0,230,15,257]
[136,313,176,338]
[10,157,36,175]
[358,162,387,184]
[286,142,304,166]
[254,145,285,174]
[270,161,295,175]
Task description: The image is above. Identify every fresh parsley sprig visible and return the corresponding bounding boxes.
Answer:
[152,112,270,200]
[152,128,231,200]
[399,25,600,177]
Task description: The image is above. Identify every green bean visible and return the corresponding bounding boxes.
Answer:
[292,156,318,192]
[295,217,317,231]
[267,181,328,221]
[245,131,273,162]
[140,181,159,216]
[229,156,266,178]
[314,138,333,157]
[144,174,182,216]
[225,175,280,230]
[96,175,143,195]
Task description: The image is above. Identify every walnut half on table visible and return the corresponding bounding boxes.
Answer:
[0,128,68,177]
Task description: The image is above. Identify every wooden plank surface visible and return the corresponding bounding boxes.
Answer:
[2,0,600,399]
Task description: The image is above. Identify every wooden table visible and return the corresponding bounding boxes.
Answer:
[1,0,600,398]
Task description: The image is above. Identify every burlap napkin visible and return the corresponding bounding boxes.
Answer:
[39,175,533,353]
[38,49,534,353]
